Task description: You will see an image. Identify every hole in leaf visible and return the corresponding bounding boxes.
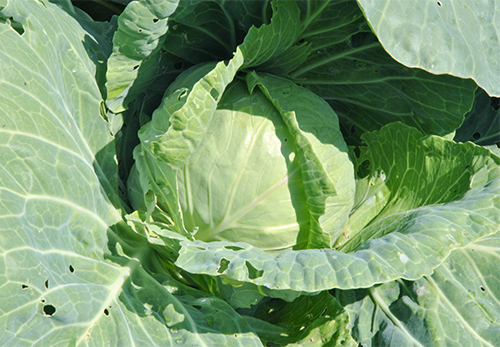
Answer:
[133,65,139,71]
[153,18,159,23]
[21,284,29,289]
[472,132,481,140]
[480,286,486,292]
[210,88,220,100]
[193,305,202,310]
[350,125,356,134]
[356,160,370,178]
[104,308,109,316]
[40,298,46,303]
[216,258,230,274]
[8,17,25,35]
[224,245,244,251]
[437,1,442,6]
[44,279,49,289]
[298,38,305,44]
[69,265,75,273]
[178,89,188,100]
[43,305,56,316]
[245,261,264,279]
[320,308,328,316]
[138,29,142,33]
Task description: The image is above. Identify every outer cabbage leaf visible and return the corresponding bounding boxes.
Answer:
[357,0,500,97]
[105,0,180,112]
[288,0,476,145]
[337,122,500,251]
[336,232,500,346]
[0,1,264,346]
[175,123,500,292]
[241,291,356,347]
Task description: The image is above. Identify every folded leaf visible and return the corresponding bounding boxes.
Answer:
[247,72,355,248]
[105,0,180,112]
[338,122,500,251]
[175,124,500,291]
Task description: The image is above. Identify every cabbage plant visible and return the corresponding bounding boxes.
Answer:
[1,0,499,346]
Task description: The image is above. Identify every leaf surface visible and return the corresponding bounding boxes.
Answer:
[105,0,180,112]
[337,232,500,346]
[0,1,263,346]
[357,0,500,97]
[175,124,500,292]
[290,0,476,144]
[247,72,355,248]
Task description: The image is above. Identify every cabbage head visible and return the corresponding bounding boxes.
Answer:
[130,63,356,253]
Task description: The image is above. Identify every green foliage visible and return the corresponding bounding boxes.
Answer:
[1,0,499,346]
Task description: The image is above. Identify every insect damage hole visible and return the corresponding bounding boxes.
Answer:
[437,1,442,6]
[21,284,29,289]
[104,308,110,316]
[69,264,75,273]
[44,279,49,289]
[43,305,56,317]
[245,261,263,279]
[216,258,230,274]
[8,17,25,35]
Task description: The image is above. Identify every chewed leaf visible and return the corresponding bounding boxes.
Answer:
[106,0,180,112]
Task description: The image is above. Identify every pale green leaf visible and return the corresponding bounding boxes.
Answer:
[175,129,500,291]
[105,0,179,112]
[0,2,265,345]
[337,232,500,346]
[357,0,500,97]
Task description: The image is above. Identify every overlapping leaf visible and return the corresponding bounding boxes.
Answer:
[336,232,500,346]
[289,0,476,144]
[357,0,500,97]
[247,72,355,248]
[105,0,180,112]
[455,88,500,146]
[0,1,264,345]
[175,124,500,292]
